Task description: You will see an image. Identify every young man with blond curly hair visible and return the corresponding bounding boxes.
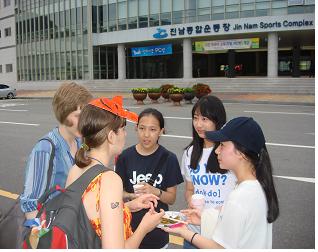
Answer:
[20,82,93,220]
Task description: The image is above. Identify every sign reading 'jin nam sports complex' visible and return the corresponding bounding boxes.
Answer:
[93,14,314,46]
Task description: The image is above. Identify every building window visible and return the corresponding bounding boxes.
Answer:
[0,65,2,73]
[4,0,11,7]
[5,27,11,37]
[6,64,13,73]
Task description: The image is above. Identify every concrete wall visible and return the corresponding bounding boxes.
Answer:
[11,77,315,95]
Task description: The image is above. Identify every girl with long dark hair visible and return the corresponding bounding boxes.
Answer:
[163,117,279,249]
[181,96,236,248]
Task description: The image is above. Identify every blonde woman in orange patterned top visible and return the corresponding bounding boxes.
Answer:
[65,97,164,249]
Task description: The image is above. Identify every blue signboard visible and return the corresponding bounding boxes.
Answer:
[131,44,172,57]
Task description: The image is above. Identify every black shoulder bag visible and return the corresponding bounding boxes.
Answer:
[0,137,55,249]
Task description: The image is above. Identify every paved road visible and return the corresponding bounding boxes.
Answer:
[0,98,314,249]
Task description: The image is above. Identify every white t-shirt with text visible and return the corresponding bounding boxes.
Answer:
[213,180,272,249]
[181,146,237,209]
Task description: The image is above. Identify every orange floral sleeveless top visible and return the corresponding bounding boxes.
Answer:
[82,173,133,240]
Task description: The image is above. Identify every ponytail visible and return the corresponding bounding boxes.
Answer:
[256,147,279,223]
[234,143,279,223]
[75,144,92,168]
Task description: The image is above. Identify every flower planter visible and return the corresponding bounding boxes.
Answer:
[161,92,170,101]
[169,93,184,106]
[184,92,195,104]
[132,93,147,105]
[148,93,161,103]
[195,92,210,99]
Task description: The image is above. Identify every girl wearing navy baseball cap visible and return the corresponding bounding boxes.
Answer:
[162,117,279,249]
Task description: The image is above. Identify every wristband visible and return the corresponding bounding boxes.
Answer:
[190,232,198,245]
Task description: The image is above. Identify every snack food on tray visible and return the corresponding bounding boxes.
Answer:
[158,211,185,228]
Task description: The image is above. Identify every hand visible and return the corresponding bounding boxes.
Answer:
[139,209,165,234]
[161,224,189,237]
[135,182,160,196]
[187,200,195,209]
[180,208,202,226]
[126,193,159,213]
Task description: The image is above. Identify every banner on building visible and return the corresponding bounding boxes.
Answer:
[131,44,172,57]
[195,38,260,52]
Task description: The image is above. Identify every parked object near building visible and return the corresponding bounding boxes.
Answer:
[160,84,174,102]
[0,84,16,99]
[131,88,147,105]
[183,87,195,104]
[168,87,184,106]
[147,88,162,103]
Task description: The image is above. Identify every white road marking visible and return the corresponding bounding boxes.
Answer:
[273,175,315,183]
[224,102,313,107]
[244,110,314,116]
[266,142,314,149]
[162,134,314,149]
[0,103,26,108]
[0,121,39,126]
[305,133,315,135]
[163,134,192,139]
[0,109,28,112]
[125,106,141,109]
[164,116,192,120]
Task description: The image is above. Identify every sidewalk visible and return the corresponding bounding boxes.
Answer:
[16,90,314,105]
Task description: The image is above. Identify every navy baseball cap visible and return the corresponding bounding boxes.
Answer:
[205,117,266,155]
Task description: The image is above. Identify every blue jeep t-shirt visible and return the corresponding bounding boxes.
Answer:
[115,145,184,249]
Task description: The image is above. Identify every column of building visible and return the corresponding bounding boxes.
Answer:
[267,32,278,78]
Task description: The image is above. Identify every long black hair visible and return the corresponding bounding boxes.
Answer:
[185,95,227,174]
[234,143,279,223]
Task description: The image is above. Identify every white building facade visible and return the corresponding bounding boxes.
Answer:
[0,0,16,84]
[9,0,317,83]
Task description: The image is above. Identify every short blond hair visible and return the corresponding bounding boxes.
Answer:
[52,82,93,125]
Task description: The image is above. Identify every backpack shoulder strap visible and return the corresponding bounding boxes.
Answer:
[38,137,56,192]
[68,165,112,195]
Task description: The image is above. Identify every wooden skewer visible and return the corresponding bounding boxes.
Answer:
[163,216,188,225]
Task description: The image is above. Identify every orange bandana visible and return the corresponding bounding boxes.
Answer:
[89,96,138,123]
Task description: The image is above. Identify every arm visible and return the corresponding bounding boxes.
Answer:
[162,225,224,249]
[20,142,52,219]
[123,190,138,201]
[181,228,224,249]
[185,181,194,208]
[124,193,159,212]
[99,172,125,248]
[136,183,177,205]
[124,209,165,249]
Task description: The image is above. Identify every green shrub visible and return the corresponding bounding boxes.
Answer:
[184,87,194,93]
[131,88,148,93]
[168,87,185,94]
[160,84,175,93]
[147,87,161,93]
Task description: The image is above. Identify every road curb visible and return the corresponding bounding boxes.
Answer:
[15,96,314,106]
